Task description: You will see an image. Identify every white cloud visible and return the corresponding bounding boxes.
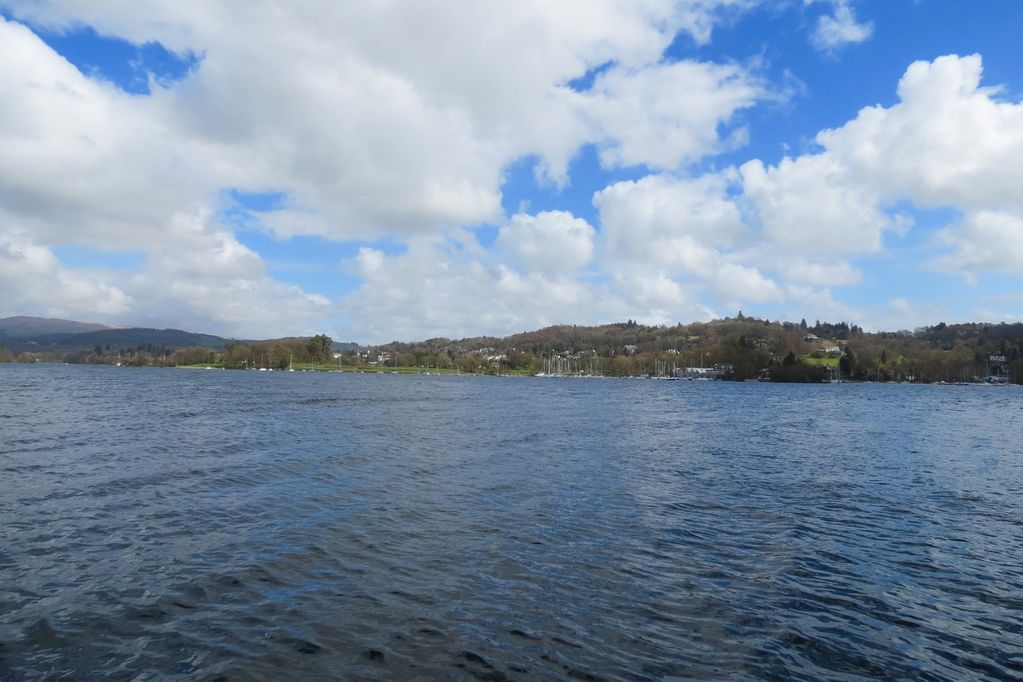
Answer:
[113,211,333,338]
[0,227,132,317]
[2,0,1021,342]
[774,258,861,286]
[0,18,207,248]
[0,206,331,339]
[592,164,871,312]
[809,0,873,53]
[935,211,1023,279]
[707,53,1023,307]
[818,54,1023,212]
[740,154,899,254]
[121,271,332,340]
[588,52,1023,321]
[496,211,595,278]
[0,3,778,338]
[595,172,783,309]
[341,209,726,343]
[0,3,769,237]
[148,211,264,280]
[586,61,764,170]
[342,237,607,343]
[595,171,747,271]
[889,297,914,316]
[782,283,860,325]
[713,263,783,303]
[182,49,1023,335]
[610,270,701,325]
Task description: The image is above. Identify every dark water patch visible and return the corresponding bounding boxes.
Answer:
[292,393,450,406]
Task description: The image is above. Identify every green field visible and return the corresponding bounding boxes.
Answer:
[800,355,840,367]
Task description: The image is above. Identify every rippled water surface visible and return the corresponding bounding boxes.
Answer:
[2,364,1022,680]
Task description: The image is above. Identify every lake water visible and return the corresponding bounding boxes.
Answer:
[1,364,1022,680]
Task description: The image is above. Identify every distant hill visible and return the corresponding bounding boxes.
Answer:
[29,327,231,350]
[0,316,112,339]
[0,316,233,352]
[0,316,359,355]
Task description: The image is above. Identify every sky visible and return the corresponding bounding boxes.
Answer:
[1,1,1022,343]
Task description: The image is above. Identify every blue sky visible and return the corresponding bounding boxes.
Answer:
[1,1,1021,342]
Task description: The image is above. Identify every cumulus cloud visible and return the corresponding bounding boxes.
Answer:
[0,3,778,338]
[121,269,332,340]
[586,61,764,170]
[119,212,333,338]
[782,283,861,325]
[595,171,747,270]
[588,167,862,316]
[935,211,1023,280]
[0,18,207,247]
[341,204,731,343]
[1,0,1021,341]
[256,49,1023,334]
[774,258,861,287]
[610,270,700,324]
[818,54,1023,211]
[0,209,331,338]
[713,263,783,304]
[580,53,1023,325]
[496,211,595,278]
[595,172,783,310]
[739,154,899,255]
[342,237,606,343]
[732,53,1023,296]
[808,0,873,53]
[0,228,132,317]
[0,2,768,237]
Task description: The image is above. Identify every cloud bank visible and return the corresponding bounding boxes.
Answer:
[0,3,1020,341]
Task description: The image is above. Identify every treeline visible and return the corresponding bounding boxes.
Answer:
[220,335,334,369]
[352,316,1023,383]
[0,334,337,369]
[4,318,1023,383]
[0,347,36,363]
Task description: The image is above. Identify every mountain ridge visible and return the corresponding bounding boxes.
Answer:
[0,316,358,353]
[0,316,113,338]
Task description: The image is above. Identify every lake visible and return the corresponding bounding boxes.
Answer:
[1,364,1022,679]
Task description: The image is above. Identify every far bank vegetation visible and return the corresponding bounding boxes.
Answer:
[3,318,1021,384]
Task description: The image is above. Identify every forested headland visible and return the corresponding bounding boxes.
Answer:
[342,317,1022,383]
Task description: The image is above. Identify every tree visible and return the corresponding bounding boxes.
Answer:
[840,346,856,378]
[1010,358,1023,385]
[172,346,218,366]
[783,350,797,366]
[310,334,333,361]
[0,347,13,363]
[223,343,252,369]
